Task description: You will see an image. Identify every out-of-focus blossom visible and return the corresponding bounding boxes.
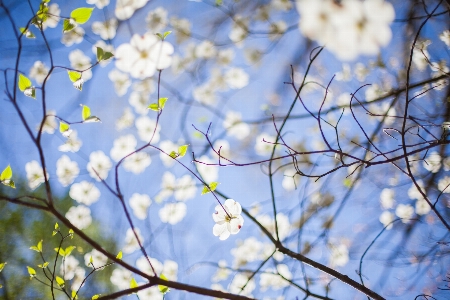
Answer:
[115,33,174,79]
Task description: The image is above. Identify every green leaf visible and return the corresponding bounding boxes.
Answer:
[148,103,159,111]
[169,151,177,159]
[72,290,78,300]
[68,229,74,239]
[37,262,49,268]
[102,51,114,61]
[215,0,223,6]
[82,105,91,121]
[68,71,81,83]
[5,180,15,189]
[0,262,6,272]
[91,295,100,300]
[54,223,59,230]
[156,33,163,40]
[59,121,70,135]
[96,47,104,61]
[27,266,36,278]
[64,246,76,257]
[178,145,188,157]
[343,178,353,188]
[54,247,65,256]
[37,240,43,252]
[89,256,93,265]
[1,165,12,181]
[19,27,36,38]
[63,19,75,33]
[163,31,172,39]
[159,97,168,109]
[18,74,32,92]
[130,278,138,293]
[158,274,170,294]
[70,7,94,24]
[116,251,122,260]
[201,182,219,195]
[56,276,65,288]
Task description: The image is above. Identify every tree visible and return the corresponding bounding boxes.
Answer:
[0,0,449,299]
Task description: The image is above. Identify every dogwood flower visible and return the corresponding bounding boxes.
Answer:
[115,33,174,79]
[69,181,100,206]
[213,199,244,240]
[26,160,49,190]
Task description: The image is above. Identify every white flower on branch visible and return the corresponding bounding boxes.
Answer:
[213,199,244,240]
[69,181,100,206]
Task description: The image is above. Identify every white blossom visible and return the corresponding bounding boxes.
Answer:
[69,181,100,206]
[84,249,108,268]
[29,61,49,85]
[159,202,187,225]
[395,204,414,223]
[282,168,300,192]
[38,110,57,134]
[116,108,135,131]
[129,193,152,220]
[87,150,112,181]
[229,273,254,296]
[56,155,79,187]
[26,160,48,190]
[255,133,277,156]
[108,69,131,96]
[440,30,450,48]
[213,199,244,240]
[195,40,217,59]
[87,0,110,10]
[146,7,168,32]
[380,188,395,209]
[379,211,394,230]
[115,33,174,79]
[65,205,92,230]
[231,237,262,267]
[257,213,291,241]
[69,49,92,81]
[223,111,250,140]
[329,243,349,267]
[123,228,144,253]
[136,116,160,143]
[41,3,60,30]
[123,152,151,174]
[115,0,148,20]
[92,18,118,40]
[415,199,431,216]
[225,68,249,89]
[423,151,441,173]
[61,27,85,47]
[260,264,292,291]
[58,130,82,152]
[196,155,219,182]
[110,268,132,290]
[110,134,137,162]
[438,176,450,193]
[60,255,79,280]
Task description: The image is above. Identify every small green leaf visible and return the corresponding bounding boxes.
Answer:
[130,277,138,292]
[68,229,74,239]
[91,295,100,300]
[64,246,76,257]
[82,105,91,121]
[0,262,6,272]
[89,256,93,265]
[59,121,70,135]
[343,178,353,188]
[178,145,188,157]
[72,290,78,300]
[96,47,104,61]
[163,31,172,39]
[55,276,65,288]
[148,103,159,111]
[63,19,75,33]
[54,223,59,230]
[5,180,15,189]
[54,247,65,256]
[1,165,12,181]
[70,7,94,24]
[18,74,32,92]
[20,27,36,38]
[27,266,36,278]
[169,151,177,159]
[159,97,168,109]
[102,52,114,61]
[201,182,219,195]
[156,33,163,40]
[30,246,39,252]
[37,262,49,268]
[37,240,43,252]
[116,251,122,260]
[68,71,81,83]
[158,274,170,294]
